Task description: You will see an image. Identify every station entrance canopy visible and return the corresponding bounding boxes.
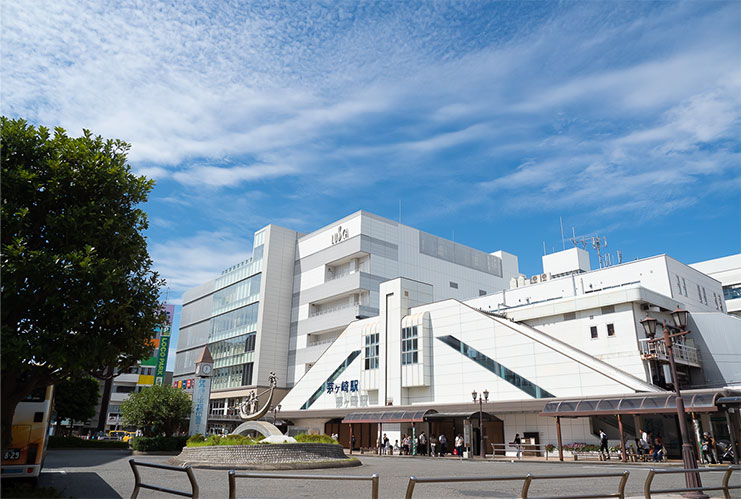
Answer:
[540,391,721,417]
[342,409,437,424]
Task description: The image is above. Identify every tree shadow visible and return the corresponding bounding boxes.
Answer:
[39,471,123,499]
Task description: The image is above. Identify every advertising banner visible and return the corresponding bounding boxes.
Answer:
[154,331,170,385]
[188,377,211,436]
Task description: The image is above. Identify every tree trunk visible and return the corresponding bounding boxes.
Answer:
[97,373,114,432]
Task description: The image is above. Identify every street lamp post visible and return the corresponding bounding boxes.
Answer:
[641,307,707,499]
[272,404,281,425]
[472,389,489,458]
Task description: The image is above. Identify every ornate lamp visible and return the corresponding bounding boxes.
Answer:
[671,306,689,330]
[640,315,658,338]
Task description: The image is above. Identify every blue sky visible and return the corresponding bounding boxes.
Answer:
[3,1,740,370]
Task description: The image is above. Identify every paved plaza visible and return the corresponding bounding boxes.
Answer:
[32,449,738,498]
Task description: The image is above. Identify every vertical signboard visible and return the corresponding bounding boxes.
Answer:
[188,377,211,436]
[154,304,175,385]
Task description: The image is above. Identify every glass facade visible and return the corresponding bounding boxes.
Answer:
[438,335,554,398]
[724,284,741,301]
[364,333,379,369]
[401,326,419,365]
[210,303,259,342]
[212,362,253,391]
[212,273,261,316]
[211,333,256,369]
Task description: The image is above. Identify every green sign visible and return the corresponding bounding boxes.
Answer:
[154,326,171,385]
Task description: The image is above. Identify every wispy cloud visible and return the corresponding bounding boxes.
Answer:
[149,231,253,295]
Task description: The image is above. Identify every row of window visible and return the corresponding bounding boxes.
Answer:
[211,362,254,391]
[590,323,616,339]
[676,274,724,312]
[363,326,423,369]
[447,281,487,296]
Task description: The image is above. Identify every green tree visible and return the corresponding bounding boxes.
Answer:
[121,385,191,437]
[53,377,101,436]
[1,117,166,453]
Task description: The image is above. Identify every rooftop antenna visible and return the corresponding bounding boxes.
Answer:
[399,200,402,224]
[617,250,623,264]
[543,240,547,255]
[560,216,565,250]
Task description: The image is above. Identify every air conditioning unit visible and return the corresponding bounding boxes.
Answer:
[531,275,539,284]
[541,273,548,282]
[641,304,649,311]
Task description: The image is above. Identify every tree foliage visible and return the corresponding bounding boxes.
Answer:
[121,385,191,437]
[1,117,166,452]
[53,377,100,429]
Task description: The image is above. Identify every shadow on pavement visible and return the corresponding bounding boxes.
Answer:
[44,449,132,468]
[40,471,123,499]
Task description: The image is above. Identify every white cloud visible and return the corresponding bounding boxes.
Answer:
[172,163,298,188]
[149,231,254,298]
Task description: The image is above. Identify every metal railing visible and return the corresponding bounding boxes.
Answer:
[490,442,551,459]
[405,471,630,499]
[638,338,702,366]
[644,466,741,498]
[129,460,199,499]
[227,470,379,499]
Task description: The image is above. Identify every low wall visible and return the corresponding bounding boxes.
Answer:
[172,443,359,470]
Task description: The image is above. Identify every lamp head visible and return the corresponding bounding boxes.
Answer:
[472,390,477,402]
[671,306,689,330]
[483,389,489,402]
[640,315,657,338]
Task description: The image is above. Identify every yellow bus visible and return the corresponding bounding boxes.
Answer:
[1,385,54,479]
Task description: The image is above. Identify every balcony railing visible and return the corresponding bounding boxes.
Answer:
[638,339,702,367]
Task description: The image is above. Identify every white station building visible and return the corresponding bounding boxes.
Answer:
[174,211,741,459]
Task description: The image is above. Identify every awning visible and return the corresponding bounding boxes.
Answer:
[425,411,502,422]
[540,392,722,417]
[342,409,437,424]
[717,397,741,405]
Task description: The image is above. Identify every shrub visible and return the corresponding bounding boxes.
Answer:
[130,435,188,452]
[293,434,339,444]
[186,434,258,447]
[48,436,129,449]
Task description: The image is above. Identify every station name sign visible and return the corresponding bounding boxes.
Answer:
[326,379,358,394]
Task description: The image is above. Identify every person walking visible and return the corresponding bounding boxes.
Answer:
[350,433,356,455]
[599,429,610,460]
[382,433,390,455]
[512,433,522,459]
[439,434,447,457]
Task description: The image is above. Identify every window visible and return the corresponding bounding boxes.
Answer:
[479,290,487,296]
[601,305,615,314]
[364,333,379,370]
[450,281,458,289]
[242,362,254,386]
[682,278,687,297]
[676,275,682,295]
[401,326,419,365]
[702,287,708,305]
[563,312,576,321]
[697,284,703,302]
[116,385,135,393]
[607,324,615,337]
[590,326,598,339]
[724,285,741,301]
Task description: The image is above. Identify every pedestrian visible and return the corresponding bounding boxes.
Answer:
[382,433,390,455]
[350,433,356,455]
[511,433,522,459]
[418,432,427,455]
[701,433,716,464]
[639,429,650,461]
[439,434,447,457]
[652,434,663,462]
[455,434,464,459]
[394,440,400,455]
[599,428,610,460]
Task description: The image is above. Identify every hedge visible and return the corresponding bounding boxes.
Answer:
[130,435,189,452]
[185,433,339,447]
[48,436,129,449]
[293,434,339,445]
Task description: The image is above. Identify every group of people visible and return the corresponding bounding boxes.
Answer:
[369,432,465,457]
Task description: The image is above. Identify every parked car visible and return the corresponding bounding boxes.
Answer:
[107,430,135,442]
